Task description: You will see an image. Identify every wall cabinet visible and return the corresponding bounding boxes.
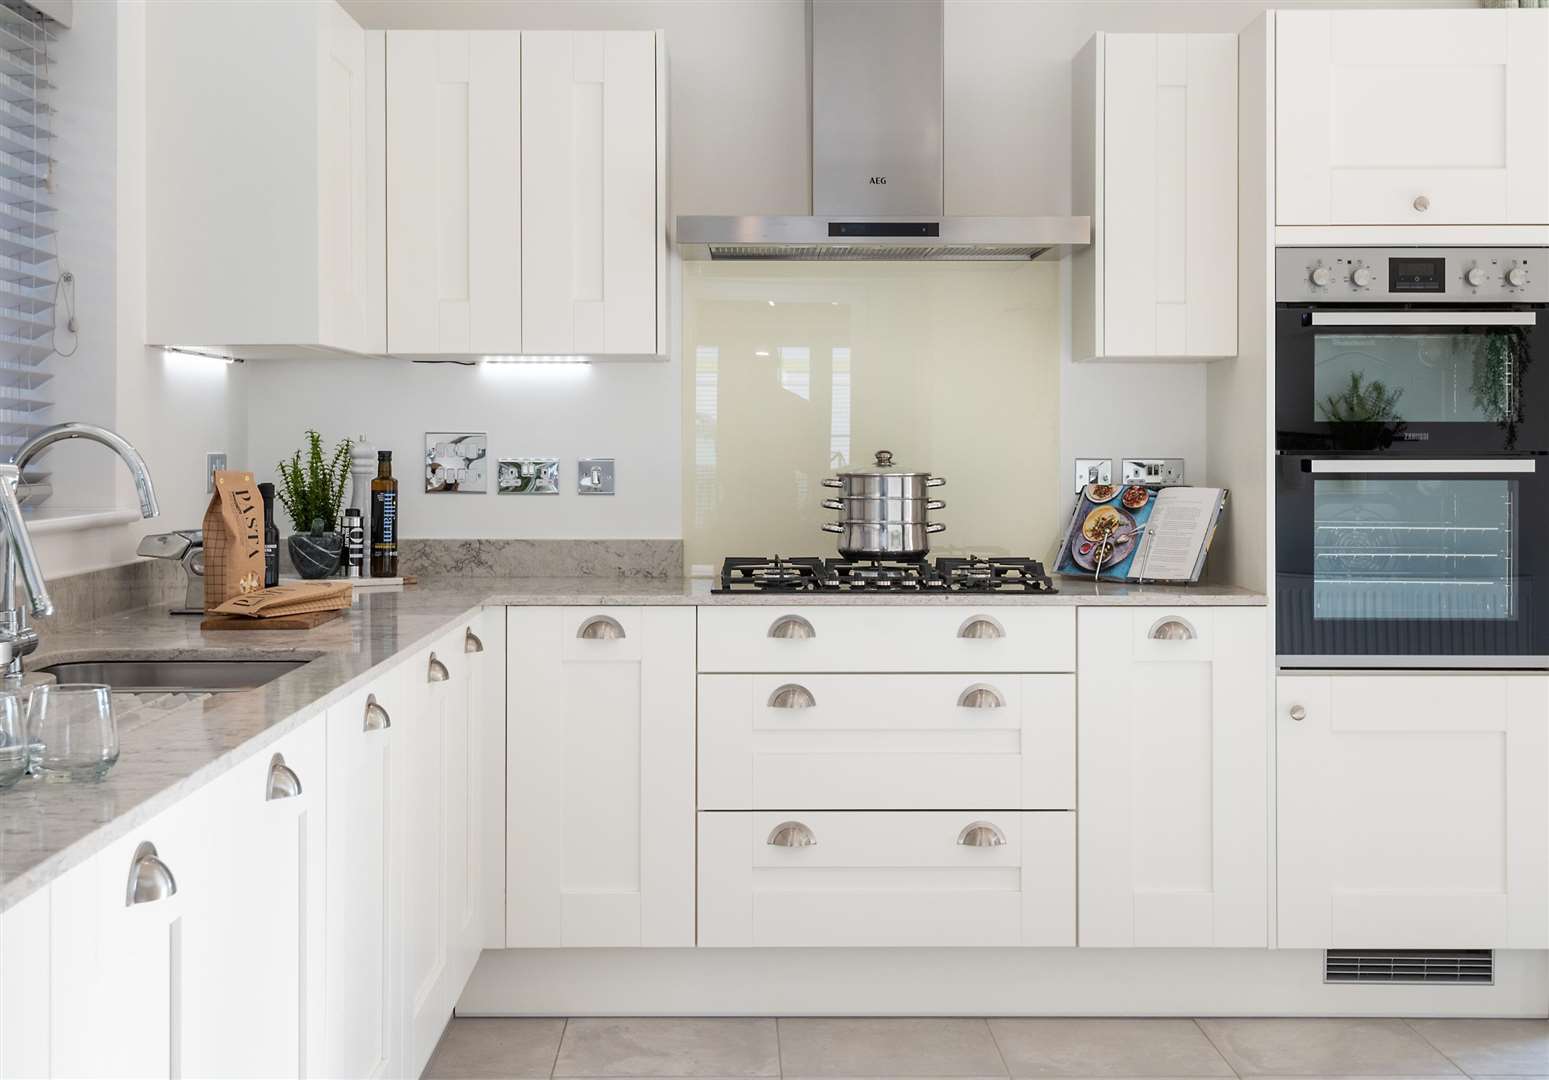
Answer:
[1278,673,1549,949]
[507,606,695,947]
[387,30,667,359]
[146,0,386,360]
[1077,608,1269,948]
[1276,9,1549,227]
[1072,33,1237,360]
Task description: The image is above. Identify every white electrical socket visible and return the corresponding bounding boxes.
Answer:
[1122,458,1186,486]
[1074,458,1112,493]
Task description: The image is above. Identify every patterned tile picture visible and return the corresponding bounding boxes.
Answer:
[498,457,560,495]
[425,432,488,494]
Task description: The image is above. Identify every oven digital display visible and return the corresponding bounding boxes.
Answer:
[1389,256,1446,293]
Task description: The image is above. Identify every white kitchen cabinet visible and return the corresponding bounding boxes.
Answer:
[1276,9,1549,227]
[698,673,1074,811]
[471,609,508,949]
[1278,673,1549,949]
[1078,608,1269,948]
[183,719,326,1080]
[697,606,1075,674]
[507,606,695,947]
[521,31,666,357]
[324,669,405,1080]
[1072,33,1237,360]
[146,0,386,359]
[48,801,197,1078]
[0,888,49,1079]
[698,811,1075,948]
[386,32,523,356]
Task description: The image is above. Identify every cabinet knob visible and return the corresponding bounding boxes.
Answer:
[767,683,817,709]
[1149,617,1196,641]
[428,653,450,683]
[957,684,1004,709]
[464,626,485,653]
[956,821,1007,848]
[577,615,626,640]
[768,614,815,639]
[957,616,1003,640]
[1413,194,1430,212]
[766,821,817,847]
[266,753,302,801]
[1289,704,1307,722]
[363,694,391,732]
[125,841,177,907]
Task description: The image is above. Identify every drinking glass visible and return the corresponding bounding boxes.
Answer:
[28,684,118,782]
[0,691,27,788]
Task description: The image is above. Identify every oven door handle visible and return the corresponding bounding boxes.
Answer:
[1309,310,1537,327]
[1305,458,1538,474]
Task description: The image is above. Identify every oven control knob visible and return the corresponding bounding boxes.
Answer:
[1507,266,1530,287]
[1309,266,1333,288]
[1465,266,1489,287]
[1351,266,1374,288]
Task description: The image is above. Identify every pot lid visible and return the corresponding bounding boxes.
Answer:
[837,449,932,477]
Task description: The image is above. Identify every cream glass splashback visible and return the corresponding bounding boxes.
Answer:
[682,262,1062,571]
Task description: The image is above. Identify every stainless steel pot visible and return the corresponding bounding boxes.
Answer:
[821,520,945,560]
[820,450,947,559]
[821,449,945,500]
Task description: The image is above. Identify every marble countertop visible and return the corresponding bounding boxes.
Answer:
[0,574,1265,912]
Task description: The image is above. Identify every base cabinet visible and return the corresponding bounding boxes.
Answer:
[1278,673,1549,949]
[1078,608,1269,947]
[698,811,1075,948]
[507,606,696,947]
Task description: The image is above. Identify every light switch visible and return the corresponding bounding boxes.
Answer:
[577,458,615,495]
[206,452,226,492]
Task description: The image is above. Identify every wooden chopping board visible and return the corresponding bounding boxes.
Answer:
[201,608,346,631]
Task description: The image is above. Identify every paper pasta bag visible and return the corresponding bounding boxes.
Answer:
[202,469,265,609]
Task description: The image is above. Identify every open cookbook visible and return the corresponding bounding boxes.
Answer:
[1054,484,1228,583]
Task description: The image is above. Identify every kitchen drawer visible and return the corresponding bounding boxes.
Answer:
[696,606,1074,674]
[698,674,1073,810]
[697,811,1075,947]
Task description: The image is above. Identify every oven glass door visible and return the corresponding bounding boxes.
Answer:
[1277,457,1547,664]
[1276,307,1545,454]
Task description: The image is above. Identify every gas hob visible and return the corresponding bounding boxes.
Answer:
[714,555,1056,594]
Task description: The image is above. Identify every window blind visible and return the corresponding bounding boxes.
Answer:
[0,1,53,504]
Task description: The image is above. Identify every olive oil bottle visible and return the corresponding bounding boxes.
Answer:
[370,450,399,577]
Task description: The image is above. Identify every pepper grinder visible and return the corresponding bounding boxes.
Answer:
[349,434,376,525]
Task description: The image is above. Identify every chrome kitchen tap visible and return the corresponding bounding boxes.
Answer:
[1,423,161,683]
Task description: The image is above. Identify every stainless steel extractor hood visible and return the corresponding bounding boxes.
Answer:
[675,0,1088,262]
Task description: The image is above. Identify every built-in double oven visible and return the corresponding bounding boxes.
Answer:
[1276,246,1549,667]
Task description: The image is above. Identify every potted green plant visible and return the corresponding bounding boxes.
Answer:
[275,430,353,579]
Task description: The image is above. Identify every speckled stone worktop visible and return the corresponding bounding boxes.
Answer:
[0,575,1265,911]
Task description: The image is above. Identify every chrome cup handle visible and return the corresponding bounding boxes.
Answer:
[577,615,626,640]
[956,821,1007,848]
[957,684,1005,709]
[428,653,450,682]
[768,614,816,639]
[958,616,1004,639]
[464,626,485,653]
[1149,617,1197,641]
[766,821,817,847]
[266,753,302,801]
[767,683,816,709]
[125,841,177,906]
[363,694,391,732]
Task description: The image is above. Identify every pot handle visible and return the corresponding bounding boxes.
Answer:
[927,523,946,533]
[820,522,843,533]
[821,478,843,488]
[927,500,946,511]
[820,499,844,511]
[927,476,946,488]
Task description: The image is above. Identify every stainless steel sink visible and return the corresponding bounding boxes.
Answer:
[33,659,308,693]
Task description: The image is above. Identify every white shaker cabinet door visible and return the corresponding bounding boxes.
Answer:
[387,31,522,355]
[323,669,406,1080]
[0,888,49,1079]
[1081,33,1236,359]
[521,31,660,356]
[471,608,509,950]
[1276,9,1549,226]
[1278,674,1549,949]
[507,607,695,947]
[1078,608,1269,947]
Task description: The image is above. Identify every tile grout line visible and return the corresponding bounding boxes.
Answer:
[1193,1017,1248,1079]
[983,1016,1015,1079]
[1401,1017,1472,1078]
[548,1017,568,1079]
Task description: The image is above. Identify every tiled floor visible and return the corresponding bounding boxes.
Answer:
[422,1015,1549,1080]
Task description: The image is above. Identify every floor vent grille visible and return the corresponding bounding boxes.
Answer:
[1325,949,1493,985]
